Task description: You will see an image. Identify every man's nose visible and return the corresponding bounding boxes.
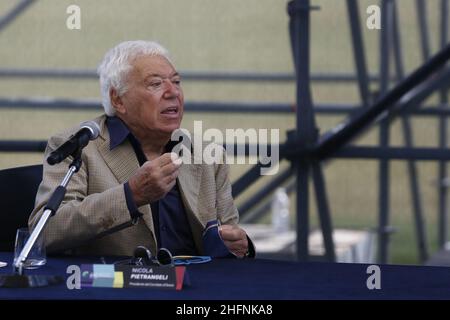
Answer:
[163,80,181,99]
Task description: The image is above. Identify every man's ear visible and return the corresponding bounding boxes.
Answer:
[110,88,126,114]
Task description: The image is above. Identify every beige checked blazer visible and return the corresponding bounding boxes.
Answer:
[29,115,240,256]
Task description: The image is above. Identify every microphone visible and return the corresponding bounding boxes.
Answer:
[133,246,154,266]
[47,121,100,165]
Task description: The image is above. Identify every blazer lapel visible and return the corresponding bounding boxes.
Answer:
[96,122,156,242]
[178,163,202,220]
[178,162,205,253]
[97,137,138,184]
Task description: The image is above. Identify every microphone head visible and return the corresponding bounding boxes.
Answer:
[133,246,153,265]
[80,121,100,140]
[157,248,173,265]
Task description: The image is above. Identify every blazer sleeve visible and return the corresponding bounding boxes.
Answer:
[28,134,134,254]
[214,154,239,225]
[214,147,256,258]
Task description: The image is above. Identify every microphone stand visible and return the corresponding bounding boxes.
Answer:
[0,149,83,288]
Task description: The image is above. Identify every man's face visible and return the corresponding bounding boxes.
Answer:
[116,54,184,136]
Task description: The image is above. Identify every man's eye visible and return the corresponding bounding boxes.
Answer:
[150,82,162,88]
[173,80,181,85]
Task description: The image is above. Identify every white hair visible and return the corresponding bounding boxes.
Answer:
[97,40,172,116]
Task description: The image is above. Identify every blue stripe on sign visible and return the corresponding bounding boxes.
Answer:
[92,264,115,288]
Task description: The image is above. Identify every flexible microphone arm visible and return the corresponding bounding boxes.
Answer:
[13,150,84,274]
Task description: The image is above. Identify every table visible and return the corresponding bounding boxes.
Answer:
[1,252,450,300]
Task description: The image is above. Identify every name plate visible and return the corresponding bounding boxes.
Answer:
[80,264,186,290]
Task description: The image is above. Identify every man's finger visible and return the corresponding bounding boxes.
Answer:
[223,239,248,258]
[162,169,179,184]
[219,225,246,242]
[155,153,179,167]
[223,239,248,251]
[160,162,180,177]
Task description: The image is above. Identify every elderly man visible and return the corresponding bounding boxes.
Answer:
[29,40,254,258]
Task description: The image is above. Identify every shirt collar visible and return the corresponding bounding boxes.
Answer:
[105,116,181,152]
[106,116,132,150]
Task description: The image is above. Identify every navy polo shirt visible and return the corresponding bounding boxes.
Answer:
[106,116,198,256]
